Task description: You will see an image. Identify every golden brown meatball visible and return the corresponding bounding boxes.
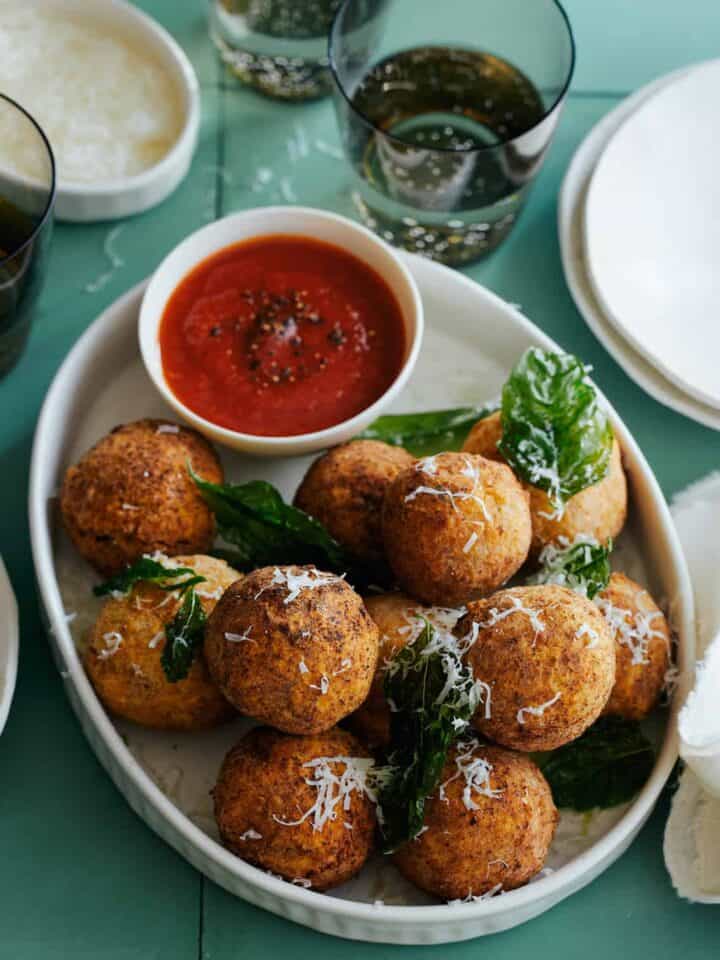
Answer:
[293,440,415,566]
[60,419,223,576]
[204,565,379,734]
[381,452,532,606]
[460,585,615,751]
[597,572,671,720]
[214,726,375,891]
[348,593,465,748]
[392,739,557,900]
[462,411,627,556]
[84,555,238,730]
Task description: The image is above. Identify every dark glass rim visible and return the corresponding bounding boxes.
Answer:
[0,92,56,268]
[328,0,576,156]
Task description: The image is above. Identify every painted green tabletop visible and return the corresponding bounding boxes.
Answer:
[1,1,719,956]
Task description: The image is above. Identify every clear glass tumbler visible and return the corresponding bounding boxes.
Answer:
[210,0,345,100]
[329,0,575,265]
[0,94,55,378]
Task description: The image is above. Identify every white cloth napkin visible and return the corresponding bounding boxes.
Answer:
[664,473,720,901]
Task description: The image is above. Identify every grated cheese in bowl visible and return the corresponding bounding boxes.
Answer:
[0,3,185,185]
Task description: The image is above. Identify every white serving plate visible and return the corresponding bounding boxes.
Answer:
[558,63,720,433]
[584,60,720,411]
[29,255,694,944]
[0,556,19,736]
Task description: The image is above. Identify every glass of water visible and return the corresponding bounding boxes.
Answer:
[329,0,575,265]
[210,0,344,100]
[0,94,55,378]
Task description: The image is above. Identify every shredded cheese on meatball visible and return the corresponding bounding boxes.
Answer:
[516,691,562,725]
[98,631,123,659]
[447,883,504,904]
[438,739,502,808]
[272,756,379,832]
[225,627,254,643]
[595,598,667,665]
[404,456,491,522]
[415,455,439,476]
[256,567,343,604]
[575,623,600,648]
[472,595,546,639]
[156,424,179,434]
[239,829,262,841]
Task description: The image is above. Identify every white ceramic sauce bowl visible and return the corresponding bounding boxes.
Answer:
[138,207,424,457]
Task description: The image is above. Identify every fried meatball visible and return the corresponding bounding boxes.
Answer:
[60,419,223,576]
[84,555,238,730]
[348,593,464,748]
[204,566,379,734]
[214,726,375,891]
[597,572,671,720]
[294,440,414,566]
[393,739,557,900]
[381,452,532,606]
[462,411,628,555]
[461,584,615,751]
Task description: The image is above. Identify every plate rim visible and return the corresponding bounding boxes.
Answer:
[0,556,19,737]
[558,61,720,432]
[28,257,695,939]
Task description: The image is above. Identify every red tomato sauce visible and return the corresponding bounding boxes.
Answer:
[159,235,407,437]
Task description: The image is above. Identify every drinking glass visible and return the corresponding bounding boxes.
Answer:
[0,95,55,378]
[329,0,575,265]
[209,0,344,100]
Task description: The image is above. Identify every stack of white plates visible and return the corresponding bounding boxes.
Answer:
[559,60,720,431]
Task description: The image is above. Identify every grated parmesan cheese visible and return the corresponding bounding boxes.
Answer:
[98,631,123,659]
[438,738,502,808]
[224,627,254,644]
[596,598,667,665]
[272,756,380,832]
[517,691,562,725]
[256,567,342,605]
[0,4,185,184]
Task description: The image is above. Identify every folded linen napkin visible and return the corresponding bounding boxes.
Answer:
[664,473,720,901]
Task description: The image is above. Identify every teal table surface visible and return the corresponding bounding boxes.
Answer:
[1,1,719,957]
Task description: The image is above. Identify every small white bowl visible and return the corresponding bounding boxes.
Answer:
[48,0,200,223]
[139,207,425,457]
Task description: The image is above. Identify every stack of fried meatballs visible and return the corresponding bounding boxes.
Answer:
[61,422,670,901]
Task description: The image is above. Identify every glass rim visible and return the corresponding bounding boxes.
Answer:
[0,92,56,269]
[328,0,576,156]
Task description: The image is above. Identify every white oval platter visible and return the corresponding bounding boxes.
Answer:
[29,253,693,944]
[0,556,19,736]
[558,63,720,433]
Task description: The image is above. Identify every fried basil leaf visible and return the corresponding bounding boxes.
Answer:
[93,557,205,597]
[536,716,655,811]
[161,587,207,683]
[528,537,612,600]
[191,471,377,585]
[359,405,497,457]
[378,620,482,852]
[498,348,613,509]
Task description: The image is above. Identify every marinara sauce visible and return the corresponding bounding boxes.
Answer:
[159,235,406,437]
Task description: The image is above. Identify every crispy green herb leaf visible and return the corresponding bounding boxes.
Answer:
[191,470,374,583]
[359,405,497,457]
[93,556,206,597]
[528,537,612,600]
[536,716,655,811]
[498,348,613,509]
[378,620,483,852]
[161,587,207,683]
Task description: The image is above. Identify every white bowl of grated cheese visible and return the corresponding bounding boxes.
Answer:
[0,0,200,222]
